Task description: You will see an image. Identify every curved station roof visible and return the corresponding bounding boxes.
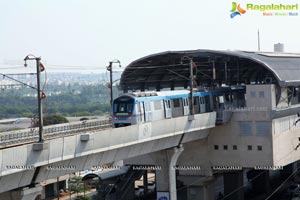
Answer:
[120,49,300,91]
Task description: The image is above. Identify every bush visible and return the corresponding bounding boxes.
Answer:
[43,114,69,126]
[74,196,91,200]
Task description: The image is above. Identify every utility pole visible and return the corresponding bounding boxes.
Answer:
[36,57,44,142]
[180,56,195,120]
[107,62,113,106]
[24,55,45,143]
[258,29,261,51]
[189,58,194,116]
[107,59,121,106]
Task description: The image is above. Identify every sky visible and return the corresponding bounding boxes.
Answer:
[0,0,300,73]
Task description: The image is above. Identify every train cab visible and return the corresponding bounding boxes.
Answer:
[112,95,135,127]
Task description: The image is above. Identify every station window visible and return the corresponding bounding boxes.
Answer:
[214,145,219,150]
[233,145,237,150]
[248,145,252,150]
[223,145,228,150]
[259,91,264,98]
[257,146,262,151]
[250,91,256,98]
[239,121,252,135]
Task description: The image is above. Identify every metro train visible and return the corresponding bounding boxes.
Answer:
[111,88,245,128]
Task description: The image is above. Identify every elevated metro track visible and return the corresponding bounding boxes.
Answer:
[0,112,216,193]
[0,119,111,149]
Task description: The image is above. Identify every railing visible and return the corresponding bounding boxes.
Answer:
[0,118,112,148]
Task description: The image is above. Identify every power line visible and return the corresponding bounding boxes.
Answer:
[0,73,37,90]
[264,165,300,200]
[0,63,124,71]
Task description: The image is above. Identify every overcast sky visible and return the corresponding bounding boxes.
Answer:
[0,0,300,72]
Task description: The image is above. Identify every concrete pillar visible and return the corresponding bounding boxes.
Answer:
[53,182,59,197]
[223,171,244,200]
[156,146,184,200]
[41,186,46,200]
[143,170,148,195]
[169,146,184,200]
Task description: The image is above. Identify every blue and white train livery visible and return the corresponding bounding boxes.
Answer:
[112,88,245,128]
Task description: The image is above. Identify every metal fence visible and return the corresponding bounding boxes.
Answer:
[0,119,112,148]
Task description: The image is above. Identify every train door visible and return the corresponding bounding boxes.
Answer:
[164,100,172,118]
[144,101,152,121]
[172,98,183,117]
[193,97,200,114]
[219,95,225,109]
[205,96,211,112]
[183,98,189,115]
[137,102,145,123]
[200,97,206,113]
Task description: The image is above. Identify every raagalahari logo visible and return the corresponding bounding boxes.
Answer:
[230,2,299,18]
[230,2,246,18]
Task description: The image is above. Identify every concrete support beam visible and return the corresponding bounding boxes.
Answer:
[0,186,42,200]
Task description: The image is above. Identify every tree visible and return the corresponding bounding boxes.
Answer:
[68,176,85,198]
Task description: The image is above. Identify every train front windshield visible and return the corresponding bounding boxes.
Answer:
[113,97,134,117]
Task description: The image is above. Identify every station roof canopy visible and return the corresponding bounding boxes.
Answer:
[81,166,130,181]
[119,49,300,91]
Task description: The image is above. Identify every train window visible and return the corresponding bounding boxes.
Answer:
[184,99,188,106]
[120,103,126,112]
[154,100,161,110]
[127,103,133,113]
[219,96,224,103]
[115,102,133,113]
[114,97,134,115]
[225,94,230,101]
[165,100,171,108]
[113,103,118,112]
[173,99,181,108]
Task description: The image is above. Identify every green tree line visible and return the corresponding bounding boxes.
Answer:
[0,85,114,119]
